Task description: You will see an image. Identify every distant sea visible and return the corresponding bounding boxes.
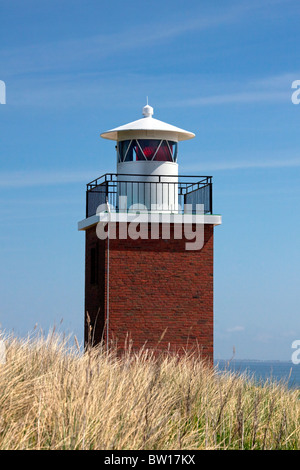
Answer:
[214,360,300,390]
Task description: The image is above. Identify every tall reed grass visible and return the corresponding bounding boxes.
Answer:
[0,331,299,450]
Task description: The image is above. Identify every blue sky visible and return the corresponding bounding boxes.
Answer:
[0,0,300,360]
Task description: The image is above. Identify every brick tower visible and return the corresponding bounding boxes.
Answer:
[78,103,221,361]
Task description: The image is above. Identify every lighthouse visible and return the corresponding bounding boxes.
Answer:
[78,103,221,361]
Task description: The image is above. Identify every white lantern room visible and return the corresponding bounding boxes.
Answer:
[100,102,195,213]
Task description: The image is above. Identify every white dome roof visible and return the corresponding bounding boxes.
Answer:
[100,104,195,142]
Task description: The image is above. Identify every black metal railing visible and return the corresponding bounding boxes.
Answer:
[86,173,213,218]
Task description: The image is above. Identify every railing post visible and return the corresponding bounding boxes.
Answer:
[210,177,213,214]
[106,181,109,207]
[86,189,89,218]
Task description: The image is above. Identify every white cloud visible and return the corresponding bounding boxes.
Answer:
[164,71,299,108]
[0,169,101,188]
[5,70,296,110]
[226,326,245,333]
[170,91,288,107]
[0,11,235,77]
[0,1,291,78]
[182,157,300,172]
[1,153,300,191]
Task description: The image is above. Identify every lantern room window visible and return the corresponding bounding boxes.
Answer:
[117,139,178,163]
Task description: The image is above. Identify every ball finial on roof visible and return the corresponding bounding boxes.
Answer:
[142,100,154,118]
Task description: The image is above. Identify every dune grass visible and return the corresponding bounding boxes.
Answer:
[0,331,299,450]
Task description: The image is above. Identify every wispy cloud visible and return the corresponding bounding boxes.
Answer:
[167,72,298,108]
[0,170,101,188]
[6,70,297,109]
[226,326,245,333]
[182,157,300,172]
[0,13,232,77]
[170,91,289,107]
[254,333,273,344]
[1,154,300,191]
[0,0,291,78]
[247,72,300,90]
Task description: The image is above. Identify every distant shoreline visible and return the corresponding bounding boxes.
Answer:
[215,359,295,363]
[215,359,300,389]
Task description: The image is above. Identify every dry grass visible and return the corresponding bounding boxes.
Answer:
[0,331,299,450]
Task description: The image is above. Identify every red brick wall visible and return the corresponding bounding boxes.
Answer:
[85,223,214,362]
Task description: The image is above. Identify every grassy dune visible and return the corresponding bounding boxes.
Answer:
[0,332,299,450]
